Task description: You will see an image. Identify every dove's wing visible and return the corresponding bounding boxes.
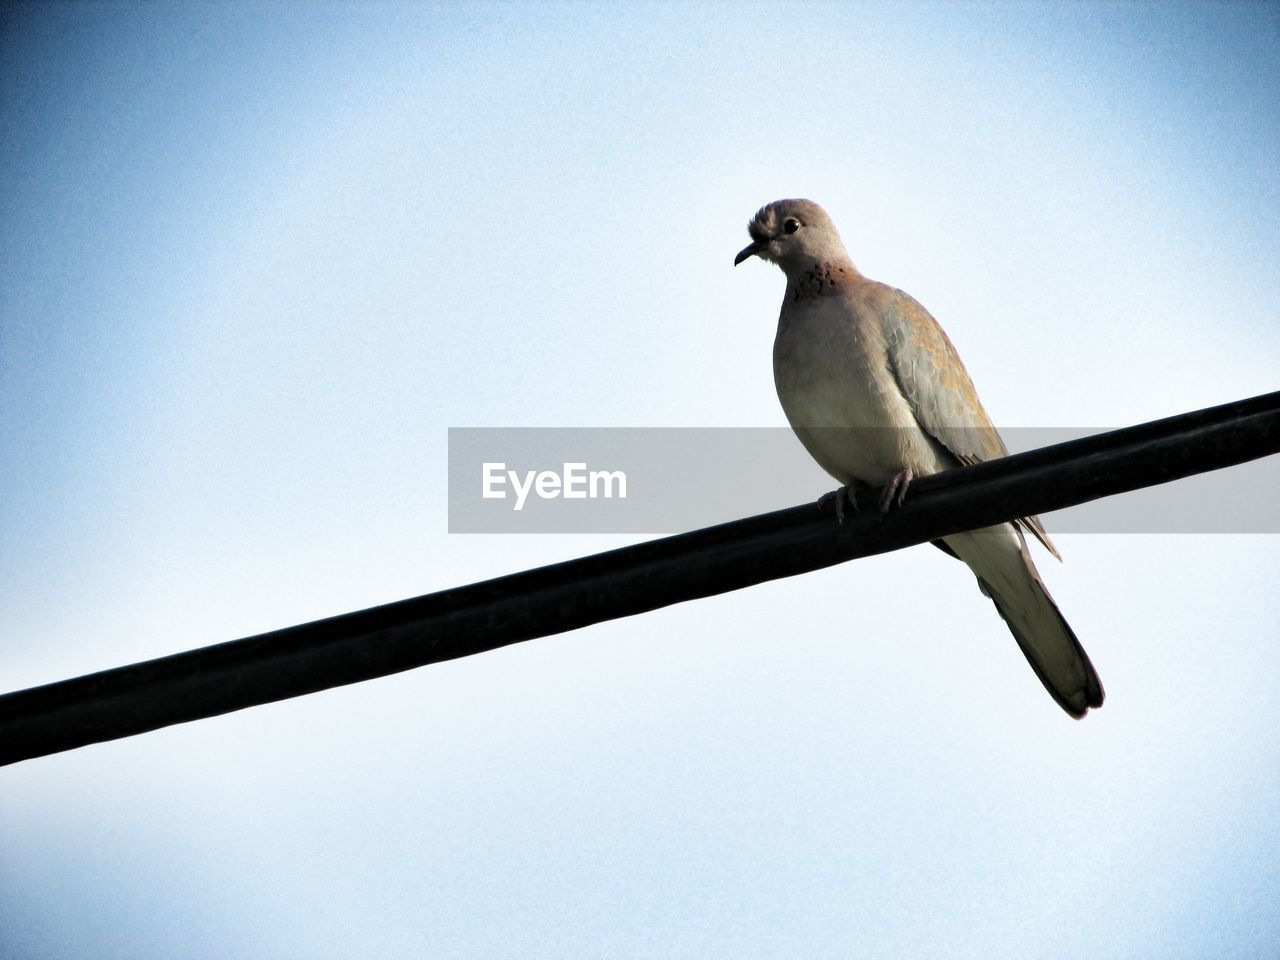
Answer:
[878,286,1061,560]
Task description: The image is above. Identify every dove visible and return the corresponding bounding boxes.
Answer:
[735,198,1104,717]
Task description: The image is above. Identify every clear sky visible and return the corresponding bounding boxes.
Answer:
[2,1,1278,957]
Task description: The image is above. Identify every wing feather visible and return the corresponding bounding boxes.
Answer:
[879,286,1061,560]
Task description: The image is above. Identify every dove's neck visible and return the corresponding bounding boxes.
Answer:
[783,255,861,303]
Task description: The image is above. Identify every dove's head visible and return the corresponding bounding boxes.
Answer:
[734,199,851,275]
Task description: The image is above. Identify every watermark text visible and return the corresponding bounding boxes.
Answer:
[482,462,628,511]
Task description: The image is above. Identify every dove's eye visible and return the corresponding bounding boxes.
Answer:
[783,218,801,234]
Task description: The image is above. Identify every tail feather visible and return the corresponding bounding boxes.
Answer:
[945,527,1104,718]
[980,573,1104,718]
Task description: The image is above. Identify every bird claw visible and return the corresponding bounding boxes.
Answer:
[878,467,913,515]
[819,484,861,524]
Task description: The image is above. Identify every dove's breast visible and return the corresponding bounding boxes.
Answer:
[772,288,947,487]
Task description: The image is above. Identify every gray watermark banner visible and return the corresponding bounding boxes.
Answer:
[447,428,1280,534]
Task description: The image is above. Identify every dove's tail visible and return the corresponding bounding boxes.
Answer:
[944,526,1104,718]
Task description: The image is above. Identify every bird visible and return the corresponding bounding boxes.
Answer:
[734,198,1104,718]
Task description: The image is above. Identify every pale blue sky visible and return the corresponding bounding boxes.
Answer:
[2,2,1278,957]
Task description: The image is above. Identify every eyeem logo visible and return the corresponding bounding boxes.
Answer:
[482,462,628,511]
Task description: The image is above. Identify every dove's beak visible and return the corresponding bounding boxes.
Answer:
[734,239,765,266]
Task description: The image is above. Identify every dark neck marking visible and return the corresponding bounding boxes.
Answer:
[791,261,853,302]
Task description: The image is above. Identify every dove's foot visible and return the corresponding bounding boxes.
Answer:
[878,467,913,515]
[818,484,861,524]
